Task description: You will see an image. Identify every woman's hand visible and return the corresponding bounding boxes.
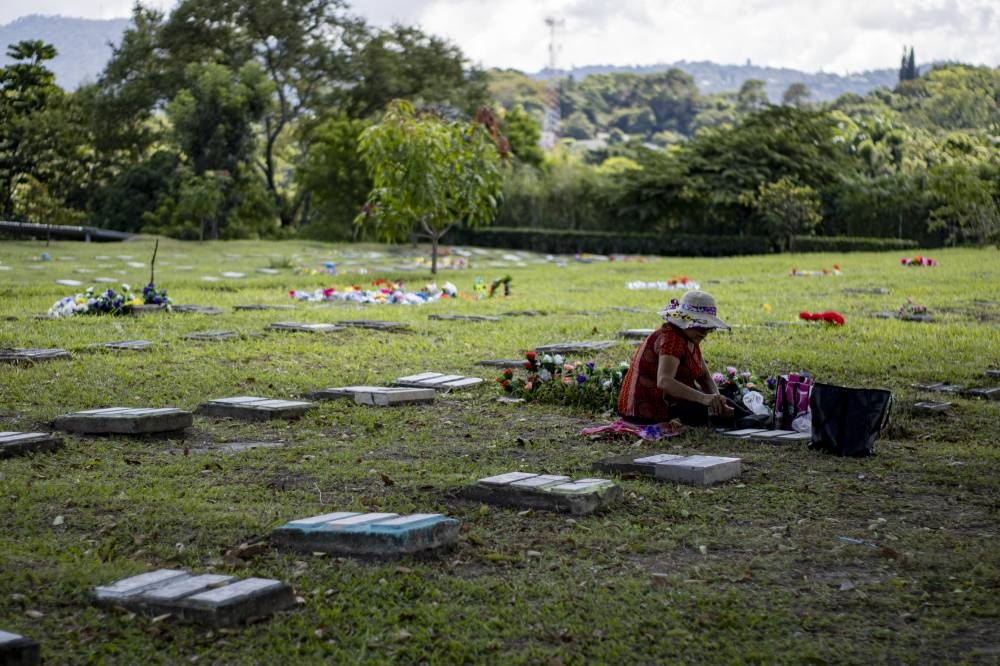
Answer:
[704,393,730,416]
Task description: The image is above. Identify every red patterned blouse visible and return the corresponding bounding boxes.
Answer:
[617,323,705,423]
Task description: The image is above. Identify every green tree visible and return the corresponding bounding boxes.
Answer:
[356,100,508,273]
[742,177,823,251]
[781,83,811,108]
[736,79,769,114]
[926,162,1000,246]
[898,46,917,83]
[500,104,543,168]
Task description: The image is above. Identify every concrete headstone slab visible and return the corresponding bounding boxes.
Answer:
[844,287,890,295]
[747,430,799,440]
[272,511,459,557]
[477,359,527,367]
[0,348,70,364]
[722,429,770,438]
[534,341,617,354]
[500,310,543,317]
[256,268,280,275]
[130,305,167,315]
[913,401,952,413]
[96,340,154,351]
[0,432,64,458]
[394,372,484,391]
[335,320,409,331]
[55,279,83,286]
[93,570,296,627]
[986,369,1000,379]
[592,453,685,477]
[55,407,193,434]
[428,314,501,322]
[0,629,40,666]
[774,432,812,442]
[305,386,436,406]
[618,329,655,340]
[172,305,225,315]
[197,396,313,421]
[963,387,1000,401]
[235,304,295,311]
[460,472,621,515]
[654,455,741,486]
[184,330,238,341]
[267,322,343,333]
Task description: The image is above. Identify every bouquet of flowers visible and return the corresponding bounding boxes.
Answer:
[288,279,457,304]
[497,351,629,412]
[713,366,773,406]
[790,264,841,277]
[48,283,170,317]
[901,255,937,267]
[899,297,931,320]
[626,276,700,291]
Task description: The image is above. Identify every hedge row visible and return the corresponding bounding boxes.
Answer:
[450,227,919,256]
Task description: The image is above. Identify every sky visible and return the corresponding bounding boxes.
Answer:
[3,0,999,75]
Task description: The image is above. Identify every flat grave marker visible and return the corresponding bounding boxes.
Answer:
[534,341,617,354]
[844,287,890,295]
[197,396,313,421]
[221,272,246,279]
[55,279,83,287]
[986,369,1000,379]
[394,372,483,391]
[130,304,167,315]
[272,511,460,557]
[721,428,770,438]
[95,340,154,352]
[0,348,70,364]
[592,453,685,477]
[428,314,501,322]
[0,629,40,665]
[618,329,654,340]
[0,432,64,458]
[335,320,409,331]
[267,322,343,333]
[184,330,238,341]
[499,310,543,317]
[962,387,1000,401]
[913,400,952,413]
[54,407,193,434]
[746,429,799,441]
[654,455,741,485]
[256,268,280,275]
[305,386,436,406]
[458,472,621,515]
[477,359,527,368]
[235,304,295,311]
[172,305,225,315]
[93,569,296,627]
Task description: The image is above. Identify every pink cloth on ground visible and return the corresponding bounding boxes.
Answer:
[579,418,688,441]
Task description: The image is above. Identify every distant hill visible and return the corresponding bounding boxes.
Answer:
[1,15,900,101]
[532,61,900,103]
[0,15,130,90]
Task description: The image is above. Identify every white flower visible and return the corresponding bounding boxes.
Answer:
[554,354,564,365]
[539,369,552,382]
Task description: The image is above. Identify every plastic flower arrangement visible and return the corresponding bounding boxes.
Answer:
[799,310,845,325]
[901,256,937,267]
[142,282,171,306]
[288,280,457,304]
[898,297,930,320]
[625,277,700,291]
[790,264,842,277]
[712,367,772,405]
[48,283,153,317]
[497,351,629,412]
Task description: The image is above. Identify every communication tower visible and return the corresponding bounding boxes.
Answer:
[540,16,565,149]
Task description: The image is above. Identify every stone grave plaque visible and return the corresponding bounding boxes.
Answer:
[871,311,898,320]
[762,321,802,328]
[96,340,154,352]
[197,396,313,421]
[305,386,436,406]
[184,330,238,341]
[0,629,40,665]
[173,305,225,315]
[987,369,1000,379]
[272,511,460,557]
[235,304,295,311]
[221,272,246,279]
[93,569,296,627]
[721,429,770,438]
[963,387,1000,401]
[55,407,193,434]
[618,329,654,340]
[913,401,952,413]
[900,314,934,323]
[0,432,64,458]
[394,372,483,391]
[844,287,890,295]
[592,453,685,477]
[774,432,812,443]
[747,429,799,441]
[477,359,526,368]
[0,348,70,364]
[500,310,543,317]
[267,322,343,333]
[458,472,621,515]
[912,381,946,391]
[256,268,280,275]
[335,320,409,331]
[654,455,741,486]
[55,279,83,286]
[94,277,116,283]
[534,341,617,354]
[428,314,501,322]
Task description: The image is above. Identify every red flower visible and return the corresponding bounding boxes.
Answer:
[525,351,537,360]
[503,368,513,379]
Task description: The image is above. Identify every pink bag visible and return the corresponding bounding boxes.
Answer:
[774,373,813,429]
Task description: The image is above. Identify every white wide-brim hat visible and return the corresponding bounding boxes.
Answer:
[658,290,730,330]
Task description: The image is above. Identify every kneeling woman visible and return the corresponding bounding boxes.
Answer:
[618,290,743,426]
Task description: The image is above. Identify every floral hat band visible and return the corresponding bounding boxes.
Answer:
[658,291,730,330]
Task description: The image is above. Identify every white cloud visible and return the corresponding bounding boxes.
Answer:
[4,0,999,73]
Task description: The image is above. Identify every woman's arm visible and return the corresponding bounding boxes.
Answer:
[657,354,715,406]
[696,357,721,395]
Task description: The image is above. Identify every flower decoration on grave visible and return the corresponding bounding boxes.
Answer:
[898,297,930,320]
[901,255,937,267]
[288,279,457,304]
[625,277,700,291]
[790,265,842,277]
[713,367,771,403]
[142,282,172,307]
[799,311,845,326]
[497,351,629,411]
[48,283,152,317]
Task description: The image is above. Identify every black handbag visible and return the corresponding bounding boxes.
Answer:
[808,382,893,457]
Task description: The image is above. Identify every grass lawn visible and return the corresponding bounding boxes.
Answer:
[1,237,998,664]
